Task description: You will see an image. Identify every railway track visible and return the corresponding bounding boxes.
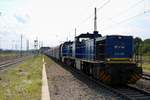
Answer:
[84,73,150,100]
[142,73,150,81]
[112,85,150,100]
[88,75,150,100]
[62,63,150,100]
[0,56,30,70]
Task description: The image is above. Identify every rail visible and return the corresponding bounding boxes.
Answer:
[142,73,150,81]
[0,56,31,70]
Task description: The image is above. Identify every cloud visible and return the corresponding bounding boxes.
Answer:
[14,14,29,24]
[144,14,150,22]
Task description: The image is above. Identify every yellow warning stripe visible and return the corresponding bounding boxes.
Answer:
[103,75,109,81]
[100,73,106,80]
[129,78,135,83]
[102,74,107,81]
[134,74,141,79]
[129,73,141,83]
[99,71,111,82]
[99,71,105,77]
[132,75,138,81]
[108,58,130,61]
[128,76,135,83]
[100,71,105,80]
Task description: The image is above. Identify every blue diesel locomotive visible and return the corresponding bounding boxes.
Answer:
[47,31,142,85]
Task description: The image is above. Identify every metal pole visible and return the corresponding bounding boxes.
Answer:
[0,37,1,50]
[75,28,76,38]
[94,8,97,32]
[0,12,2,50]
[26,40,29,55]
[20,34,22,56]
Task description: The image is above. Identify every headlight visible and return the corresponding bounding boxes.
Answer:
[129,59,132,61]
[107,58,110,61]
[118,36,122,39]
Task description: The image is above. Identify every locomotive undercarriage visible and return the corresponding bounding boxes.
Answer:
[105,63,142,85]
[63,57,142,85]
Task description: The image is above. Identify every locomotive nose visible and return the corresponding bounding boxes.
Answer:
[107,64,142,85]
[107,65,126,85]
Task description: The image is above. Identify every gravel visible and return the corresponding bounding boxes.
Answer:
[45,58,123,100]
[133,79,150,92]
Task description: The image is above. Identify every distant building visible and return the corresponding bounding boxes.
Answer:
[39,47,51,54]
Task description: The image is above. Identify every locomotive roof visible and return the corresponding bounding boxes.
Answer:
[96,35,133,41]
[63,41,73,45]
[75,31,101,39]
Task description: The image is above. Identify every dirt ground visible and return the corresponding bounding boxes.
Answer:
[45,57,123,100]
[0,56,19,63]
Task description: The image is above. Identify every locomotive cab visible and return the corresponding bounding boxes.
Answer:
[96,35,134,62]
[105,35,133,61]
[96,35,142,85]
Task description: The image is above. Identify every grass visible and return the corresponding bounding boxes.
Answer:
[142,56,150,72]
[143,56,150,62]
[0,55,43,100]
[142,63,150,72]
[44,56,53,66]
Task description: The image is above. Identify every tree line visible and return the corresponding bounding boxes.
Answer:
[134,37,150,56]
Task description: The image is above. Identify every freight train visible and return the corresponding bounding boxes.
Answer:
[46,31,142,85]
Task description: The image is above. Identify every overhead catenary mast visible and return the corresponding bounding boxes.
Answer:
[26,40,29,51]
[20,34,23,56]
[75,28,77,41]
[34,37,38,50]
[34,37,38,55]
[94,7,97,32]
[75,28,76,37]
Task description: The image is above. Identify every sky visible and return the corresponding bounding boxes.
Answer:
[0,0,150,50]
